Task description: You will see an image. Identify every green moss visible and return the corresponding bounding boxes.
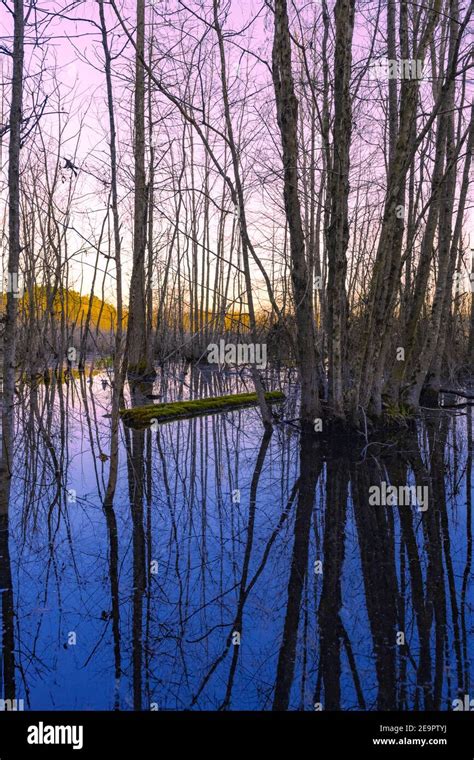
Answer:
[96,356,113,369]
[21,368,102,385]
[383,402,414,422]
[120,390,285,428]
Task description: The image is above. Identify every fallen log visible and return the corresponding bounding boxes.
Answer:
[120,390,285,428]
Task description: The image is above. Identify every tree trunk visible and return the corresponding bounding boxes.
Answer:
[98,0,125,701]
[355,0,442,417]
[326,0,355,419]
[272,0,321,425]
[0,0,24,702]
[212,0,273,430]
[126,0,151,380]
[404,0,462,408]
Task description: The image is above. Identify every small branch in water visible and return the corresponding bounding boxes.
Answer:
[440,388,474,399]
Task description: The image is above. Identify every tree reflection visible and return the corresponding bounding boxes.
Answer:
[0,368,472,711]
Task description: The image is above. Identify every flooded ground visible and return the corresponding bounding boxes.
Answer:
[1,364,472,710]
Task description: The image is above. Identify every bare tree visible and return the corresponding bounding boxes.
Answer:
[272,0,321,424]
[126,0,151,382]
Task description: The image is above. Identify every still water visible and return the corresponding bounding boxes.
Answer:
[1,364,472,710]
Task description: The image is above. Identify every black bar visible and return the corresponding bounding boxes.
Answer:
[0,710,472,758]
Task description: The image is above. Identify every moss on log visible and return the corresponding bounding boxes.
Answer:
[120,390,285,428]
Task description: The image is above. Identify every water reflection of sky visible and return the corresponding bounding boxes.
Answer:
[4,367,473,710]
